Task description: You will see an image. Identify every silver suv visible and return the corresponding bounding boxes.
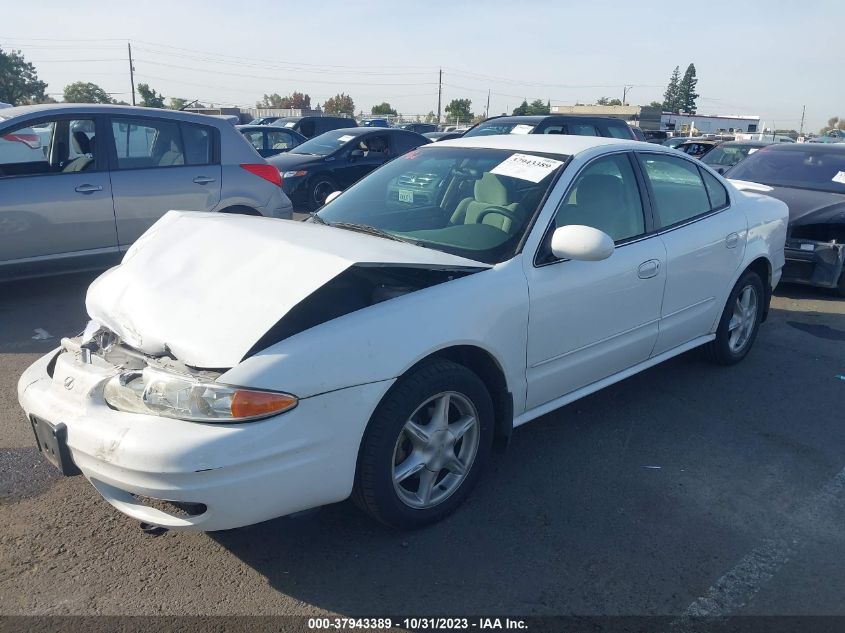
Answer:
[0,104,293,280]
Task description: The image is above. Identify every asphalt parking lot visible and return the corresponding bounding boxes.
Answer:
[1,273,843,617]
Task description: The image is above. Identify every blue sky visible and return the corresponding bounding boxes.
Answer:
[2,0,841,131]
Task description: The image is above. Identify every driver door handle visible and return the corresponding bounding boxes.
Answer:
[74,184,102,194]
[192,176,216,185]
[637,259,661,279]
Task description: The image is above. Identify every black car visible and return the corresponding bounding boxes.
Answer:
[700,140,776,174]
[727,143,845,295]
[423,131,464,142]
[268,128,430,210]
[399,122,438,134]
[236,125,307,158]
[675,140,721,159]
[270,116,357,138]
[462,115,636,140]
[644,130,669,144]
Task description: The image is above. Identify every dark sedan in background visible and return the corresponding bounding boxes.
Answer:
[701,140,777,174]
[675,139,721,159]
[728,143,845,295]
[237,125,307,158]
[268,127,430,210]
[461,114,636,140]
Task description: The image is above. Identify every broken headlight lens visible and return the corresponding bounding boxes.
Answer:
[103,367,297,422]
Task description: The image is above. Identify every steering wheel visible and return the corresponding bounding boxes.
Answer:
[476,206,520,226]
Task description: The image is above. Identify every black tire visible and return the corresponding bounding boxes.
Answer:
[218,205,260,216]
[702,269,765,365]
[352,359,494,529]
[306,176,337,212]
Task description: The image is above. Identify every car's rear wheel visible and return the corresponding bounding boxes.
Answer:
[353,359,494,528]
[702,270,764,365]
[307,177,337,212]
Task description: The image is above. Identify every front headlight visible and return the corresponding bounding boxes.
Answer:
[282,170,307,178]
[103,367,297,422]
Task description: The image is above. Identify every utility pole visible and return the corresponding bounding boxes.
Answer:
[799,105,806,136]
[485,89,490,119]
[622,85,633,106]
[436,68,442,125]
[128,42,136,106]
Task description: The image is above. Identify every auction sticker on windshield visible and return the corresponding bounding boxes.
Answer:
[510,124,534,135]
[338,135,356,143]
[832,171,845,185]
[490,153,563,183]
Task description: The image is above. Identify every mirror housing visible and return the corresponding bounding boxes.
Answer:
[350,148,364,158]
[324,191,342,204]
[550,225,614,261]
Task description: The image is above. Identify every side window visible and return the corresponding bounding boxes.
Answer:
[553,153,645,243]
[298,120,315,137]
[638,154,711,227]
[701,169,728,209]
[542,125,566,135]
[569,123,599,136]
[607,125,632,139]
[243,130,264,151]
[181,124,212,165]
[111,118,184,169]
[267,130,294,150]
[362,134,389,156]
[0,118,97,177]
[392,133,422,156]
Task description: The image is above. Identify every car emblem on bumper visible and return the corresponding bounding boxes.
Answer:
[64,376,75,391]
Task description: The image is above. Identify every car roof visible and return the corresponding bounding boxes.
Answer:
[719,140,776,147]
[478,114,627,124]
[765,142,845,153]
[0,103,229,126]
[435,134,647,156]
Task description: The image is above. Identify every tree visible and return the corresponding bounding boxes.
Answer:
[257,92,311,109]
[526,98,550,115]
[820,117,845,135]
[662,66,681,113]
[0,47,47,105]
[424,110,437,123]
[444,98,473,123]
[323,93,355,116]
[63,81,113,104]
[371,102,397,116]
[596,97,622,106]
[512,99,530,116]
[676,63,699,114]
[169,97,189,110]
[137,83,166,108]
[648,101,663,109]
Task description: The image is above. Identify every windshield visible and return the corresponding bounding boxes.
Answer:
[316,146,568,264]
[728,148,845,194]
[290,129,360,156]
[702,145,761,167]
[463,121,536,137]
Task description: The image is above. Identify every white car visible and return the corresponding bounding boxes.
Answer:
[18,135,788,531]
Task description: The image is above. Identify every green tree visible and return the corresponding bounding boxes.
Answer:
[648,101,663,109]
[525,98,550,115]
[0,47,47,105]
[512,99,529,116]
[63,81,113,104]
[444,98,473,123]
[596,97,622,106]
[137,83,166,108]
[371,102,397,116]
[323,93,355,115]
[257,92,311,109]
[662,66,681,113]
[424,110,437,123]
[169,97,189,110]
[677,63,699,114]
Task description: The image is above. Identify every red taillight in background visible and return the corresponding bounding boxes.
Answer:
[240,163,282,187]
[2,133,41,149]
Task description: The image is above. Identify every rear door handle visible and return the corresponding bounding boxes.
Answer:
[192,176,216,184]
[725,232,739,249]
[74,184,102,194]
[637,259,661,279]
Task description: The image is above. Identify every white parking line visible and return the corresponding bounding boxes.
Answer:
[671,467,845,627]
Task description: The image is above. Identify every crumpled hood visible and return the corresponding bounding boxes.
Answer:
[86,211,487,368]
[753,185,845,226]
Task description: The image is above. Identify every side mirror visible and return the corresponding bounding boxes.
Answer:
[550,225,614,261]
[324,191,342,204]
[350,148,364,158]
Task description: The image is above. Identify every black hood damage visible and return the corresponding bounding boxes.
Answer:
[243,263,485,359]
[761,186,845,241]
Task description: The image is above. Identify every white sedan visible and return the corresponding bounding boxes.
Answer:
[18,135,788,531]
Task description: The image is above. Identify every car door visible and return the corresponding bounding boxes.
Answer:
[107,116,222,248]
[0,114,118,277]
[340,133,393,187]
[635,152,745,355]
[524,151,667,409]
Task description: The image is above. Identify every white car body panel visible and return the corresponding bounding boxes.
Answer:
[18,135,789,531]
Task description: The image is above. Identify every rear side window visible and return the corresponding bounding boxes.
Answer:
[701,169,728,209]
[607,125,633,139]
[181,123,212,165]
[299,120,316,137]
[569,123,599,136]
[111,118,184,169]
[637,154,711,227]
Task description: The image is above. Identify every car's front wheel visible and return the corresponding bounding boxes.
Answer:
[307,176,337,211]
[702,269,764,365]
[353,359,494,528]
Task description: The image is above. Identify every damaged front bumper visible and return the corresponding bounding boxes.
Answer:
[17,346,393,531]
[782,238,845,289]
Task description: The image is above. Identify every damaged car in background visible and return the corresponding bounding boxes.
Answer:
[18,135,788,532]
[728,143,845,296]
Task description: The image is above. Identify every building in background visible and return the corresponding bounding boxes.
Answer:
[550,104,760,135]
[550,104,662,130]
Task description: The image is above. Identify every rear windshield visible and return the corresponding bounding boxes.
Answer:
[464,121,536,137]
[289,129,360,156]
[728,148,845,194]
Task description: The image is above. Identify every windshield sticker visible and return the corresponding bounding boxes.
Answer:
[490,153,564,183]
[747,148,759,154]
[284,122,296,128]
[398,189,414,204]
[510,124,534,135]
[337,134,355,143]
[832,171,845,184]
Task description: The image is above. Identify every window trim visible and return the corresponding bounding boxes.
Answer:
[0,113,108,179]
[105,115,219,172]
[533,149,656,268]
[634,150,731,235]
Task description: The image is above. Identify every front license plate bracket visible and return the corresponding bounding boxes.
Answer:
[29,417,82,476]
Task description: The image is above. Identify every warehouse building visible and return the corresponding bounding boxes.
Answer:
[550,104,759,134]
